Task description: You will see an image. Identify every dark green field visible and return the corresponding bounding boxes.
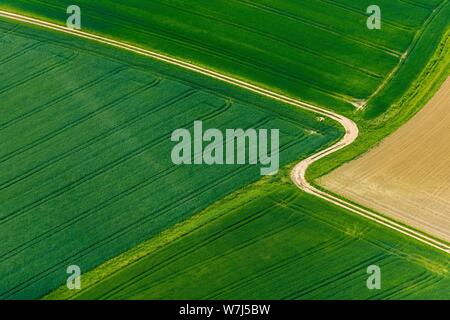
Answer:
[0,19,342,299]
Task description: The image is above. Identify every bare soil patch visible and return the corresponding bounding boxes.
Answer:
[320,78,450,242]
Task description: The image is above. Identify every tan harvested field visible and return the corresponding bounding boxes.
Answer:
[320,78,450,243]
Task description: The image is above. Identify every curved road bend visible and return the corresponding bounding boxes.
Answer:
[1,10,448,254]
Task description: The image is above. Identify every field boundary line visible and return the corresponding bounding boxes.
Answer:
[0,10,448,255]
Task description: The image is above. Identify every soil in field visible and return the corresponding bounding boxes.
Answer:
[320,78,450,242]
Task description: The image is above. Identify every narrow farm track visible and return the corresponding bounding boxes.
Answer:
[1,11,449,255]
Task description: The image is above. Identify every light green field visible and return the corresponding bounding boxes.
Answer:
[2,0,446,118]
[0,20,342,299]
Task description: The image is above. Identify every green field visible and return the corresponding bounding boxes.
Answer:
[1,0,449,300]
[0,20,342,299]
[48,174,450,300]
[2,0,447,117]
[3,0,449,180]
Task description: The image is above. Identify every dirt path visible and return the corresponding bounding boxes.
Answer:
[1,10,448,254]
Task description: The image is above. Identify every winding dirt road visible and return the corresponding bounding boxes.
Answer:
[1,10,448,254]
